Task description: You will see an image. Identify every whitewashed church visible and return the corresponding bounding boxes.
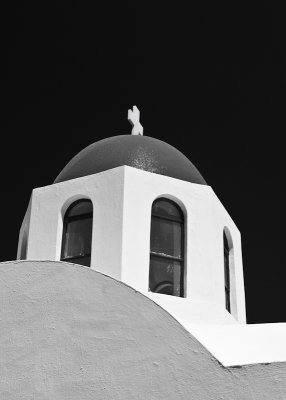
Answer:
[1,107,286,399]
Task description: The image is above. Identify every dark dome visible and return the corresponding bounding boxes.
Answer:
[55,135,207,185]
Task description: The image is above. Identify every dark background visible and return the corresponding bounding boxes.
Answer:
[0,2,284,323]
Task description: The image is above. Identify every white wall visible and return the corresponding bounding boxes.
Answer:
[23,167,125,280]
[1,260,286,399]
[19,165,246,324]
[121,167,245,323]
[185,322,286,367]
[17,197,32,260]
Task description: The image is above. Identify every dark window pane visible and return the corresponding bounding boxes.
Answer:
[63,255,91,267]
[152,199,182,220]
[61,200,93,268]
[225,288,231,313]
[223,232,229,249]
[149,255,182,297]
[149,198,184,297]
[68,200,93,217]
[151,217,182,258]
[62,217,92,259]
[224,232,231,312]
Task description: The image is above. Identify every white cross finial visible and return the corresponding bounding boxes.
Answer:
[128,105,143,135]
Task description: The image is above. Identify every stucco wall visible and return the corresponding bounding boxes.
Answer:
[24,167,125,280]
[1,260,286,399]
[185,322,286,366]
[19,166,245,324]
[122,167,245,323]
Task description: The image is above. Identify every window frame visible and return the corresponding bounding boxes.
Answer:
[61,199,93,266]
[149,198,185,297]
[223,231,231,313]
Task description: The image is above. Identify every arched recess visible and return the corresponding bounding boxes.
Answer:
[223,227,237,318]
[61,199,93,267]
[149,198,185,297]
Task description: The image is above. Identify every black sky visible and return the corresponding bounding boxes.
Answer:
[0,2,285,323]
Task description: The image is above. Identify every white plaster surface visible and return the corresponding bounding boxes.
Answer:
[128,105,143,135]
[22,167,126,280]
[19,166,246,324]
[121,166,245,322]
[146,292,238,325]
[17,197,32,260]
[1,260,286,400]
[184,322,286,367]
[145,295,286,366]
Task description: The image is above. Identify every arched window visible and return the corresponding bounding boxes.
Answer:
[61,199,93,267]
[149,198,184,297]
[223,231,231,312]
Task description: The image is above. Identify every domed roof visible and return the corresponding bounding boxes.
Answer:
[54,135,207,185]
